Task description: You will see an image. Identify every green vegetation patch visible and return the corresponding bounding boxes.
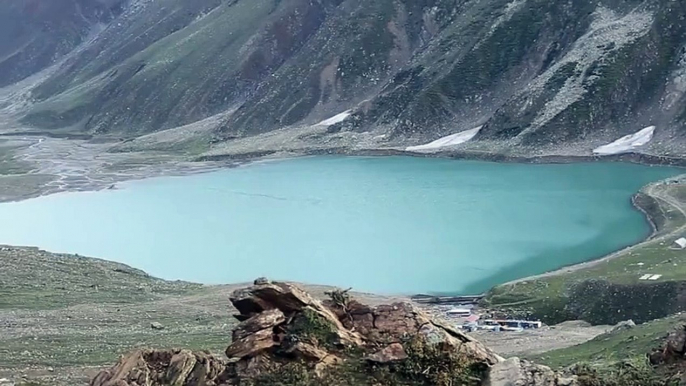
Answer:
[571,358,677,386]
[0,329,230,368]
[530,314,686,368]
[546,62,579,90]
[0,248,203,310]
[288,308,340,349]
[386,337,484,386]
[0,247,237,374]
[245,337,482,386]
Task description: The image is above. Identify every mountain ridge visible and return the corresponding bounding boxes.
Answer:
[1,0,686,159]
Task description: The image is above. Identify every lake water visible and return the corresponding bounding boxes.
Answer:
[0,157,681,294]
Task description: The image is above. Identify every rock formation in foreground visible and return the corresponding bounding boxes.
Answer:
[650,323,686,384]
[90,280,577,386]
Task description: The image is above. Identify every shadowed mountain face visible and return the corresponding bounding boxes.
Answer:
[4,0,686,153]
[0,0,126,87]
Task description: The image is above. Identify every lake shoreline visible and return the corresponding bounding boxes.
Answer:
[3,137,686,294]
[491,181,686,289]
[199,146,686,168]
[200,148,686,294]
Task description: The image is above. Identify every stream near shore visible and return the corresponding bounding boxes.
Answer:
[0,156,681,294]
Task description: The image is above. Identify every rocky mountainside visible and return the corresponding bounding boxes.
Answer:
[0,0,126,88]
[2,0,686,157]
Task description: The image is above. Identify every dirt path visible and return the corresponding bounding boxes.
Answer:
[471,321,611,357]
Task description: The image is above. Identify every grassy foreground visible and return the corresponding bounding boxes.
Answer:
[484,181,686,325]
[0,246,239,384]
[0,246,399,385]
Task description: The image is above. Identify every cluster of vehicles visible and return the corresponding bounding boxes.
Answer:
[462,319,543,333]
[441,306,543,333]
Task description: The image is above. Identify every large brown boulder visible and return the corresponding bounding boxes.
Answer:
[228,281,364,348]
[232,309,286,341]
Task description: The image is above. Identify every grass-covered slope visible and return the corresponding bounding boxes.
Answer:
[530,314,685,369]
[0,246,233,384]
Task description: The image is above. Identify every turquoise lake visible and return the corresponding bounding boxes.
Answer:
[0,157,682,294]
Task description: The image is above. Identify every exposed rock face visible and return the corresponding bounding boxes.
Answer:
[0,0,126,88]
[366,343,408,363]
[650,323,686,365]
[227,281,364,348]
[330,298,503,363]
[91,280,577,386]
[89,349,228,386]
[646,322,686,386]
[232,309,285,341]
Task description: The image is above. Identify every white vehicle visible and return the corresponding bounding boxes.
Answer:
[500,325,524,332]
[446,308,471,317]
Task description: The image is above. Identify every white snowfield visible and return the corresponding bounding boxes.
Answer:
[316,110,351,126]
[592,125,655,155]
[406,126,483,152]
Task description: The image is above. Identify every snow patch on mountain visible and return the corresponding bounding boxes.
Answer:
[406,126,483,152]
[593,126,655,155]
[317,111,351,126]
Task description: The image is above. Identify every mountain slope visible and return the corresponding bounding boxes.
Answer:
[3,0,686,157]
[0,0,125,88]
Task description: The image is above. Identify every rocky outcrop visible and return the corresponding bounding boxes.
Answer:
[89,349,228,386]
[650,323,686,365]
[643,322,686,385]
[91,280,578,386]
[228,281,364,348]
[329,298,504,363]
[223,280,504,382]
[609,320,636,333]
